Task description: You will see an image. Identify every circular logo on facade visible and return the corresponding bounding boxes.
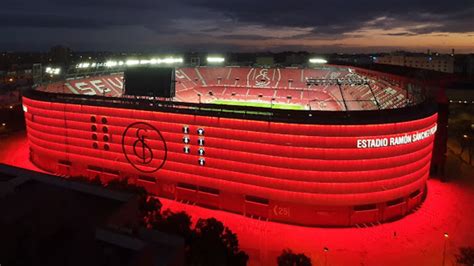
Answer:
[122,122,167,173]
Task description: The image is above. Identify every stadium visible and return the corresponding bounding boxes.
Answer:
[21,64,438,226]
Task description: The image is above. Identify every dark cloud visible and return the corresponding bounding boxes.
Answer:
[0,13,126,29]
[198,0,474,38]
[0,0,473,51]
[383,32,417,36]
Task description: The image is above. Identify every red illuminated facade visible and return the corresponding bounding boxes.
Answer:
[22,99,436,227]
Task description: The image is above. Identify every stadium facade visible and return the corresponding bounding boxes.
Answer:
[22,66,437,226]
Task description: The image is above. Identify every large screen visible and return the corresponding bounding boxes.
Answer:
[124,67,175,97]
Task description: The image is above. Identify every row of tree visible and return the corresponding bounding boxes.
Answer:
[83,177,249,266]
[80,176,315,265]
[138,195,249,266]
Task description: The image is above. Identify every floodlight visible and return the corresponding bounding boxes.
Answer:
[207,57,225,63]
[309,58,328,64]
[126,59,140,66]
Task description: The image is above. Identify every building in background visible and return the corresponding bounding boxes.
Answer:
[375,52,455,73]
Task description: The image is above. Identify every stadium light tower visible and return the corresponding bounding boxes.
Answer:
[309,58,328,64]
[207,56,225,64]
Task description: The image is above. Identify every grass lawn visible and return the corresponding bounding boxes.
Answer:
[212,100,305,110]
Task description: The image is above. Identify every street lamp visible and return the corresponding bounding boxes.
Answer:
[323,247,329,266]
[442,232,449,266]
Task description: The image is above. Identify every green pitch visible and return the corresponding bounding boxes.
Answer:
[212,100,305,110]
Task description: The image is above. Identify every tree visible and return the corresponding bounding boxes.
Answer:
[188,218,248,266]
[277,249,312,266]
[70,175,101,185]
[148,210,193,243]
[106,178,131,191]
[138,195,162,227]
[89,176,102,186]
[142,210,247,265]
[456,247,474,265]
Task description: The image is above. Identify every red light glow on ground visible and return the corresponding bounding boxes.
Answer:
[1,132,473,266]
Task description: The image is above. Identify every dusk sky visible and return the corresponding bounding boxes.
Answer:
[2,0,473,53]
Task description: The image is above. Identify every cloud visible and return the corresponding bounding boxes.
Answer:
[0,0,473,51]
[0,13,127,29]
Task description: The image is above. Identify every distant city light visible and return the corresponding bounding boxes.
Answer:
[207,57,225,63]
[76,62,91,69]
[309,58,328,64]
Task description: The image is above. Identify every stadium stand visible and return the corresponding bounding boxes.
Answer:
[36,67,409,111]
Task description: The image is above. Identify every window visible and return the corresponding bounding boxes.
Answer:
[353,204,377,211]
[138,175,156,183]
[199,186,219,195]
[58,159,71,166]
[103,168,119,176]
[245,195,269,205]
[387,197,405,206]
[410,190,421,198]
[87,165,102,172]
[177,182,197,191]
